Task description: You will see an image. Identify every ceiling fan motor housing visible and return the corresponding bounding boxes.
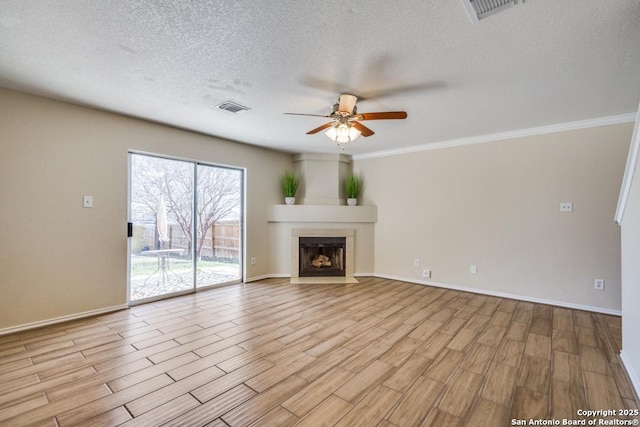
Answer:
[331,103,357,116]
[338,93,358,115]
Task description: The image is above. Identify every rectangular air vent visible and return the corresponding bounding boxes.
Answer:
[463,0,521,21]
[215,100,251,114]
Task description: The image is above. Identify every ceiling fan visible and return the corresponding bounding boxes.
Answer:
[285,94,407,146]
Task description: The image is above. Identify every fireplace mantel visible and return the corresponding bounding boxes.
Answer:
[267,205,376,223]
[264,153,375,280]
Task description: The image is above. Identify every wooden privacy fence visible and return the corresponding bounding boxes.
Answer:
[132,220,240,261]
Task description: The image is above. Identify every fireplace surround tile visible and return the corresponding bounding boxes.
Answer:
[290,228,357,284]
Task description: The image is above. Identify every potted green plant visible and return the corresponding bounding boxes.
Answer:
[345,174,361,206]
[282,170,302,205]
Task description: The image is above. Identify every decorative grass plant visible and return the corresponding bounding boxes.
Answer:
[282,170,301,197]
[345,174,361,199]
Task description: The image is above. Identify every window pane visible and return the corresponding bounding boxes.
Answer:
[129,154,194,301]
[195,164,242,288]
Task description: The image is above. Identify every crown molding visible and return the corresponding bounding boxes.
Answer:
[353,112,637,160]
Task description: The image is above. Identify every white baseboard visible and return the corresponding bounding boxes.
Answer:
[250,273,621,315]
[0,304,129,337]
[620,351,640,401]
[374,273,622,316]
[245,274,289,282]
[354,272,376,277]
[1,274,623,339]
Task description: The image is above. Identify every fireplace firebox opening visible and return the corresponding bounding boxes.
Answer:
[299,236,346,277]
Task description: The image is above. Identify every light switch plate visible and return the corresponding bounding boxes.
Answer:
[83,195,93,208]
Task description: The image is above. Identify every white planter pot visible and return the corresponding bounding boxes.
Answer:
[347,198,358,206]
[285,197,296,205]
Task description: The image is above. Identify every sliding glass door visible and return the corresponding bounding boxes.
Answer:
[128,153,243,303]
[195,164,243,288]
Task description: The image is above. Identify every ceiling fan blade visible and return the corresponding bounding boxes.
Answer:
[338,94,358,114]
[355,111,407,121]
[351,121,375,137]
[298,75,358,97]
[306,122,335,134]
[284,112,332,118]
[357,82,445,100]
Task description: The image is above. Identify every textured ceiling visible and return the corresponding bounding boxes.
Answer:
[1,0,639,156]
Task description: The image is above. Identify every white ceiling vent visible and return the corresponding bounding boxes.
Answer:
[463,0,522,21]
[215,100,251,114]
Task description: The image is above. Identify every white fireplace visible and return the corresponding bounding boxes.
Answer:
[290,228,358,284]
[260,153,375,283]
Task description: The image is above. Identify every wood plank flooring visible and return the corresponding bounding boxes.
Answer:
[0,277,637,426]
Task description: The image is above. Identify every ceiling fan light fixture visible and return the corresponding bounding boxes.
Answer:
[325,122,361,144]
[287,92,407,146]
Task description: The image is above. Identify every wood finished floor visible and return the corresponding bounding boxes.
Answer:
[0,277,637,426]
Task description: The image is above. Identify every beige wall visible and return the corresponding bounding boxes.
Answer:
[0,88,291,331]
[0,86,633,337]
[355,123,632,312]
[620,127,640,395]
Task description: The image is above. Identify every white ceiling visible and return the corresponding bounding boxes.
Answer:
[1,1,639,156]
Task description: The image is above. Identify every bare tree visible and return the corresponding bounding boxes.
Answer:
[196,165,240,260]
[130,154,240,259]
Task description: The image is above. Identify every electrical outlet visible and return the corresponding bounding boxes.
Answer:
[423,269,431,279]
[594,279,604,290]
[414,258,420,267]
[250,257,256,265]
[560,202,573,212]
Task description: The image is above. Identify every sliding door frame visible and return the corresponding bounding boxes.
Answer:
[127,150,245,306]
